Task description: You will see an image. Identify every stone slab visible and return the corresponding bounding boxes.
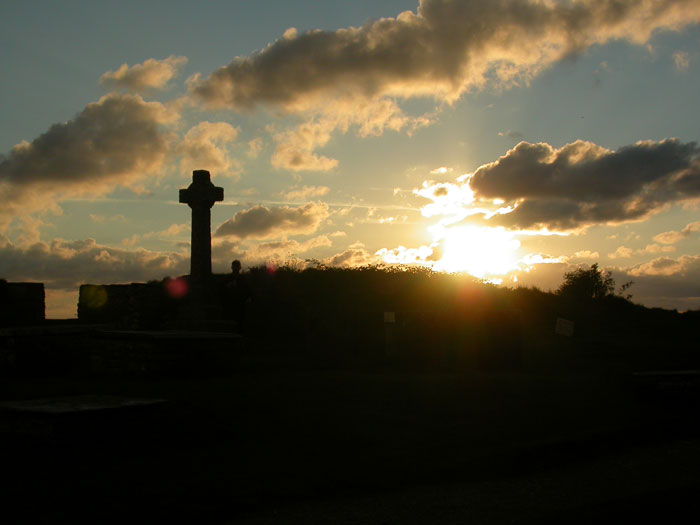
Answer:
[95,330,242,341]
[0,395,166,415]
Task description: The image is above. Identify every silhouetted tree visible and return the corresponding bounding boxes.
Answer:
[557,263,616,300]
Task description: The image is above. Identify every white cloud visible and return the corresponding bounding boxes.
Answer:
[376,244,434,265]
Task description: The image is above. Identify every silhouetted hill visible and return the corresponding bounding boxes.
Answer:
[74,265,698,372]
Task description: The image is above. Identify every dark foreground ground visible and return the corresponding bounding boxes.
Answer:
[1,343,699,524]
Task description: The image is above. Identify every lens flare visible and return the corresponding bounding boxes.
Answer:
[165,277,188,299]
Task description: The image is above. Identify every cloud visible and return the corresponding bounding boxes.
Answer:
[376,244,435,265]
[619,255,700,308]
[244,235,332,261]
[641,243,676,254]
[653,220,700,244]
[414,178,475,222]
[89,214,126,223]
[215,202,330,239]
[322,243,377,267]
[0,237,188,290]
[283,185,330,201]
[0,93,175,229]
[608,245,634,259]
[465,138,700,231]
[498,130,524,139]
[121,223,190,247]
[100,55,188,92]
[513,256,700,310]
[211,233,334,268]
[191,0,700,111]
[269,118,339,172]
[673,50,690,72]
[607,242,674,259]
[627,254,700,278]
[267,96,430,171]
[247,137,263,158]
[176,121,241,177]
[573,250,600,259]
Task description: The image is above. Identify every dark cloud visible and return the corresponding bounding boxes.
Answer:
[215,202,330,239]
[468,139,700,230]
[191,0,700,111]
[0,94,175,228]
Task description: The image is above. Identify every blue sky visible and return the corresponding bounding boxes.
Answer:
[1,0,700,317]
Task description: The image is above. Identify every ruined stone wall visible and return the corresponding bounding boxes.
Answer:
[78,282,184,328]
[0,281,45,326]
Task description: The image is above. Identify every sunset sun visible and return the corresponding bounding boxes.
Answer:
[432,226,521,278]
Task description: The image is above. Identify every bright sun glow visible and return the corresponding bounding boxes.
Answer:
[432,226,521,278]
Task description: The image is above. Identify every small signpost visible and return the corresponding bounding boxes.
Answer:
[555,317,575,337]
[384,311,396,356]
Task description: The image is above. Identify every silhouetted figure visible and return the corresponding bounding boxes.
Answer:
[0,279,8,327]
[226,260,251,332]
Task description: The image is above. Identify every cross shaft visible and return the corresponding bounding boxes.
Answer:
[179,170,224,283]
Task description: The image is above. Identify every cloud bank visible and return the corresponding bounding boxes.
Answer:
[192,0,700,110]
[188,0,700,172]
[458,138,700,231]
[0,237,188,290]
[0,93,175,229]
[215,202,330,239]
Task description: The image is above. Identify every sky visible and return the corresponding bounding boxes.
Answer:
[1,0,700,318]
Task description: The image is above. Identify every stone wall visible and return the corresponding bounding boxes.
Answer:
[78,282,181,327]
[0,281,45,326]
